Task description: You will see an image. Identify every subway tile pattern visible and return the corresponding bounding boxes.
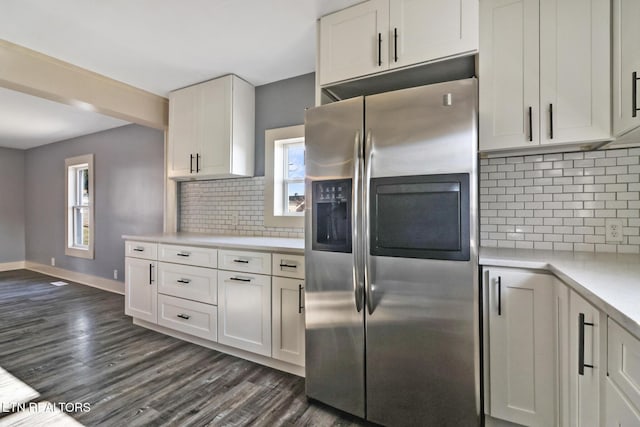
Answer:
[480,147,640,253]
[179,176,304,239]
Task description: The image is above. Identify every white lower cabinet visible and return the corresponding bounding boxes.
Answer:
[157,262,217,305]
[608,318,640,425]
[157,294,217,341]
[272,277,305,366]
[125,257,157,324]
[567,289,601,427]
[485,267,556,427]
[125,241,305,373]
[606,378,640,426]
[217,270,272,356]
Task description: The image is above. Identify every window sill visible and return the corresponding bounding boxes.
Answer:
[65,247,94,260]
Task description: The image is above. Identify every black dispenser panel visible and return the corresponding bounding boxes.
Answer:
[312,179,352,253]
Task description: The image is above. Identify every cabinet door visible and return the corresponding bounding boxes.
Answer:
[319,0,389,85]
[389,0,477,70]
[217,271,271,356]
[613,0,640,136]
[487,267,555,427]
[568,290,600,427]
[168,85,199,178]
[606,378,640,426]
[272,277,305,366]
[196,76,232,177]
[479,0,540,151]
[125,257,157,323]
[539,0,610,146]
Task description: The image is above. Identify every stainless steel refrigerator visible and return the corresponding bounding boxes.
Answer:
[304,78,480,426]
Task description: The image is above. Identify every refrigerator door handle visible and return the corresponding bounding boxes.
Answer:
[352,131,364,313]
[364,130,374,315]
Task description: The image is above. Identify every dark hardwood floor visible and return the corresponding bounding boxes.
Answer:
[0,270,370,426]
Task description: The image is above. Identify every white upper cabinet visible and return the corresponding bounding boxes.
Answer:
[319,0,478,86]
[389,0,478,69]
[539,0,610,146]
[320,0,389,86]
[479,0,540,151]
[479,0,611,152]
[168,74,254,180]
[613,0,640,137]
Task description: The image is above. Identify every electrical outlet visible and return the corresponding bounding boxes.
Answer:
[231,212,239,227]
[113,269,118,280]
[606,218,624,243]
[51,257,55,266]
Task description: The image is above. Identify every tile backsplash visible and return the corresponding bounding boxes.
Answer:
[480,147,640,253]
[180,176,304,239]
[180,149,639,253]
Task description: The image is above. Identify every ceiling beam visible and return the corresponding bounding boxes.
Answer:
[0,39,168,130]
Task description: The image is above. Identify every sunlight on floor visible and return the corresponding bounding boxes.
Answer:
[0,367,85,426]
[0,401,84,426]
[0,366,39,408]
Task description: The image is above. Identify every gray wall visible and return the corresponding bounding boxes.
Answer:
[25,124,164,281]
[0,147,25,263]
[254,72,315,176]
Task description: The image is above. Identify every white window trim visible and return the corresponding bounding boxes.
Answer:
[264,125,305,228]
[65,154,95,259]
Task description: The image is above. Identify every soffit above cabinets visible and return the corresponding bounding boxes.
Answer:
[0,0,363,96]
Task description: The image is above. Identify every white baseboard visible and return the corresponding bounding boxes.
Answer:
[133,318,305,377]
[24,262,124,295]
[0,261,27,272]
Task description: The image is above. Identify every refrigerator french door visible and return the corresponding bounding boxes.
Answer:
[304,78,480,426]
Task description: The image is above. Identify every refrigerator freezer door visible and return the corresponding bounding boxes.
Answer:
[304,97,365,418]
[364,79,480,426]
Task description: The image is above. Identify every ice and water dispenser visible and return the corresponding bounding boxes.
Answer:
[312,179,352,253]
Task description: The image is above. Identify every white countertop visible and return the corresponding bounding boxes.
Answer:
[480,247,640,338]
[122,233,304,253]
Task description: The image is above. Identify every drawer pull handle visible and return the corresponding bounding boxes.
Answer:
[578,313,595,375]
[280,263,297,269]
[233,259,249,264]
[230,277,251,282]
[177,314,191,320]
[133,247,145,252]
[298,284,304,314]
[149,264,154,285]
[177,252,191,257]
[177,279,191,284]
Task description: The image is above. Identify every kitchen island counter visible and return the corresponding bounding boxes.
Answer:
[122,232,304,254]
[480,247,640,338]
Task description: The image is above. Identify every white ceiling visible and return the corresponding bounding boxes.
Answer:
[0,87,129,149]
[0,0,361,150]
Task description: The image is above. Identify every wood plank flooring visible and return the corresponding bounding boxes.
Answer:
[0,270,371,426]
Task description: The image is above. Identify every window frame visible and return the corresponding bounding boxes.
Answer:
[264,125,305,228]
[65,154,95,259]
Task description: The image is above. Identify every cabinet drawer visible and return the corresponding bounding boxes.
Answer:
[157,262,217,305]
[158,294,217,341]
[125,241,157,260]
[272,253,305,279]
[609,319,640,410]
[158,244,217,268]
[218,249,271,275]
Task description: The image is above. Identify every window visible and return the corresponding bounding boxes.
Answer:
[282,139,305,215]
[65,154,94,259]
[264,125,305,228]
